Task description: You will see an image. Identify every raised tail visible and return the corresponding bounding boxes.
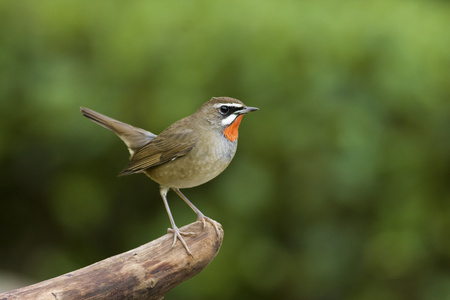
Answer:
[80,107,156,157]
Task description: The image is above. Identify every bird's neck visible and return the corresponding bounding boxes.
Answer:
[223,115,243,142]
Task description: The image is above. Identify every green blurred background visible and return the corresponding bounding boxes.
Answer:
[1,0,450,299]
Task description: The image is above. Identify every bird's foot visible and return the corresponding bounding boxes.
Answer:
[197,214,222,238]
[167,226,196,256]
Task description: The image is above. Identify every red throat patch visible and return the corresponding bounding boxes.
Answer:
[223,115,244,142]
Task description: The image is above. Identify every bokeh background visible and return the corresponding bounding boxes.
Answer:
[1,0,450,299]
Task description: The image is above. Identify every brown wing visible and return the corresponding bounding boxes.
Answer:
[118,128,197,176]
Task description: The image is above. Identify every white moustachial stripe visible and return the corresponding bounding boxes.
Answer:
[221,113,239,126]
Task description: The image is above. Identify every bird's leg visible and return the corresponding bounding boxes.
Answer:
[159,187,196,256]
[173,188,222,238]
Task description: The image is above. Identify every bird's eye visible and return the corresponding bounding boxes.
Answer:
[219,105,229,115]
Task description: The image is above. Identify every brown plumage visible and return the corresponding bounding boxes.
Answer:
[81,97,258,255]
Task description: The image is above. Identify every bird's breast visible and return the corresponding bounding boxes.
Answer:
[145,134,238,188]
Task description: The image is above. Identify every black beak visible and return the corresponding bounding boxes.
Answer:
[239,106,259,114]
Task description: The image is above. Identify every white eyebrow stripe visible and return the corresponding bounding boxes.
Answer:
[221,114,238,126]
[213,103,244,109]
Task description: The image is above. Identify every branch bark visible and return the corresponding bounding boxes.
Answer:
[0,221,223,300]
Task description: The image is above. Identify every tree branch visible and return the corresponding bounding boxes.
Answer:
[0,221,223,300]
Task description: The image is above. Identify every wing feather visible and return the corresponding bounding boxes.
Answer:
[118,128,196,176]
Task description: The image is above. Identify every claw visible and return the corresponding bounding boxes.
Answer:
[171,188,222,246]
[197,215,222,238]
[167,226,196,256]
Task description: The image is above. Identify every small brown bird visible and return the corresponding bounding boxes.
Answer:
[81,97,258,255]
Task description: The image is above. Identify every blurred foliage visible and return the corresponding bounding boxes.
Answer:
[1,0,450,299]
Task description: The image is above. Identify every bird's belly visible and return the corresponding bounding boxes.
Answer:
[145,140,237,188]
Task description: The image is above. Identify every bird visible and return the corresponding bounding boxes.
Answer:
[80,97,258,255]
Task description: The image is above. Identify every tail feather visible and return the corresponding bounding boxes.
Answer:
[80,107,156,156]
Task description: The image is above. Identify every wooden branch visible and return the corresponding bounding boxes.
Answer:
[0,221,223,300]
